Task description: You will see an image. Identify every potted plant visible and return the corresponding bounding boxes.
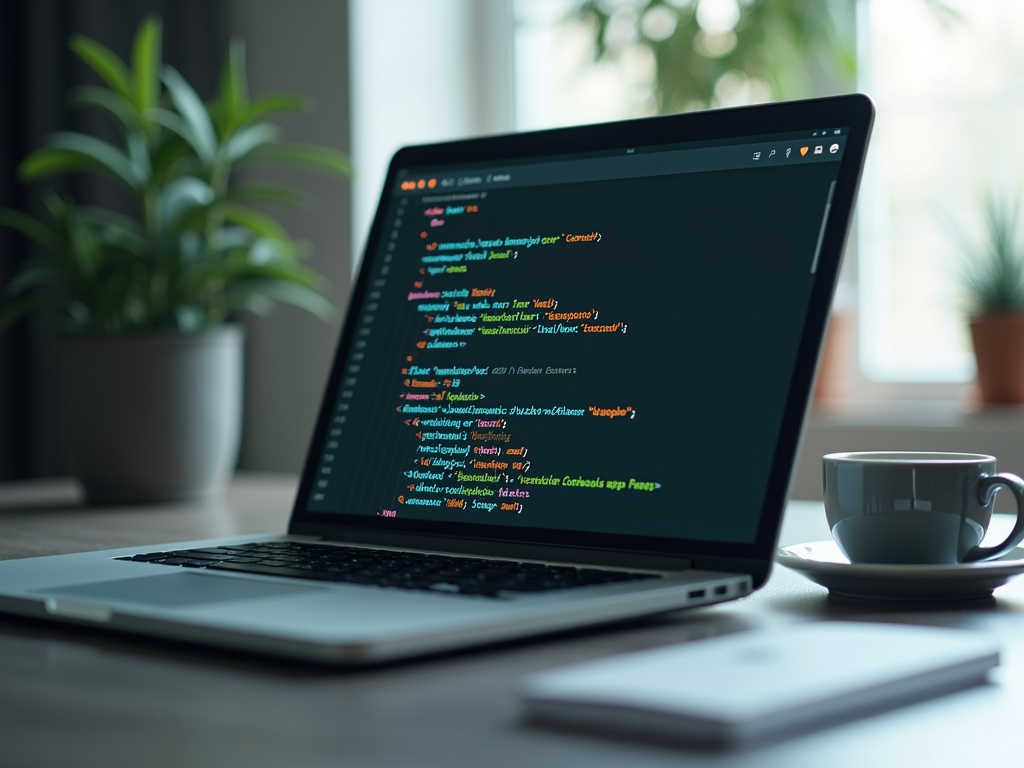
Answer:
[1,17,349,503]
[960,195,1024,404]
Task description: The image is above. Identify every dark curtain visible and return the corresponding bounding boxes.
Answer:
[0,0,228,479]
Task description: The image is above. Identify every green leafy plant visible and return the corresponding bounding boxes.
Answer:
[959,195,1024,314]
[1,16,349,335]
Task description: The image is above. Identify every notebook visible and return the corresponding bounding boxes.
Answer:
[522,622,998,748]
[0,94,874,664]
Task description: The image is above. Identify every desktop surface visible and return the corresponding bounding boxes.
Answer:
[0,474,1020,768]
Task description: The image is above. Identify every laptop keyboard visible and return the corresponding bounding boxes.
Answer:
[115,541,659,598]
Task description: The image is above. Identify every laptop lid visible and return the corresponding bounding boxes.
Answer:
[288,94,874,586]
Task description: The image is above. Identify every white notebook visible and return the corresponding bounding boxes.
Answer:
[522,622,998,748]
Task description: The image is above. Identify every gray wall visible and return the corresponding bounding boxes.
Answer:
[227,0,352,472]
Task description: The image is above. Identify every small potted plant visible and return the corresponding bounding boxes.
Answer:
[960,195,1024,404]
[1,18,349,503]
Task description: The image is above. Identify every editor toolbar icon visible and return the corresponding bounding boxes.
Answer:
[399,178,438,191]
[799,146,809,156]
[830,143,839,154]
[786,148,792,158]
[813,145,823,154]
[753,151,761,160]
[768,149,776,159]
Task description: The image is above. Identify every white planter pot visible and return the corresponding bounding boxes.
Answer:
[55,325,244,504]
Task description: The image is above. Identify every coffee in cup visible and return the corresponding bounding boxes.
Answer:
[822,452,1024,565]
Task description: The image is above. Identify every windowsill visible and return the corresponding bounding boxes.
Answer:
[810,397,1024,430]
[790,398,1024,504]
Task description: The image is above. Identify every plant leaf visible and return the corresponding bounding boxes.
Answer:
[67,216,100,278]
[0,294,45,333]
[174,305,205,332]
[244,142,352,177]
[161,66,218,166]
[211,226,254,251]
[70,85,140,132]
[228,293,274,316]
[0,209,61,253]
[69,34,131,99]
[146,107,219,178]
[126,131,152,185]
[7,258,74,296]
[150,131,194,182]
[221,203,292,243]
[41,191,71,224]
[225,123,280,164]
[223,93,308,137]
[17,148,96,181]
[229,182,308,206]
[225,278,334,320]
[20,132,145,190]
[958,194,1024,312]
[77,205,146,237]
[247,237,290,265]
[233,261,323,289]
[146,106,189,137]
[99,226,148,254]
[218,39,249,121]
[132,17,162,113]
[158,176,215,230]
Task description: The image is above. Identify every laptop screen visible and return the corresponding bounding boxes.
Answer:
[295,98,871,559]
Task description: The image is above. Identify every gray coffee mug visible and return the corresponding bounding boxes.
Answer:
[822,452,1024,565]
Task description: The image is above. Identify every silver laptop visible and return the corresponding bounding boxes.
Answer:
[0,95,873,664]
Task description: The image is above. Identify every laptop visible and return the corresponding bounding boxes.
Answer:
[0,94,873,664]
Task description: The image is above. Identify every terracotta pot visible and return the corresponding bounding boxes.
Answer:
[54,325,244,504]
[970,313,1024,403]
[814,312,852,401]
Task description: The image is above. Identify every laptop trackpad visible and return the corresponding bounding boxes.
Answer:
[38,571,320,608]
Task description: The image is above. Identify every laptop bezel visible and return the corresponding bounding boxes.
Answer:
[288,94,874,585]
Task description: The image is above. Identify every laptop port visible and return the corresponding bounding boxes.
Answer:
[713,585,728,596]
[687,589,706,599]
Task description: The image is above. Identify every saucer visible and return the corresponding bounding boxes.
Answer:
[776,540,1024,601]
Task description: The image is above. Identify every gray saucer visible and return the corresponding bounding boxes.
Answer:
[776,540,1024,601]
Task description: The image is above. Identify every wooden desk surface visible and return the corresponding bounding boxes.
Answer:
[1,474,1022,768]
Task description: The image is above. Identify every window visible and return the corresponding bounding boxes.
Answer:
[515,0,659,132]
[858,0,1024,383]
[513,0,1024,397]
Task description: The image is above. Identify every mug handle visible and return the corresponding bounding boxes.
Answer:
[963,473,1024,563]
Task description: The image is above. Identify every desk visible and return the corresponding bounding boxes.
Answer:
[1,474,1021,768]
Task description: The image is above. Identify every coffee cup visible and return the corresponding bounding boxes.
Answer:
[822,452,1024,565]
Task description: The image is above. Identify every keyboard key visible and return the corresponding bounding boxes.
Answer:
[117,541,659,598]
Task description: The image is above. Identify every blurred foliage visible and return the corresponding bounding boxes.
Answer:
[573,0,962,114]
[958,195,1024,314]
[575,0,858,113]
[1,17,350,336]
